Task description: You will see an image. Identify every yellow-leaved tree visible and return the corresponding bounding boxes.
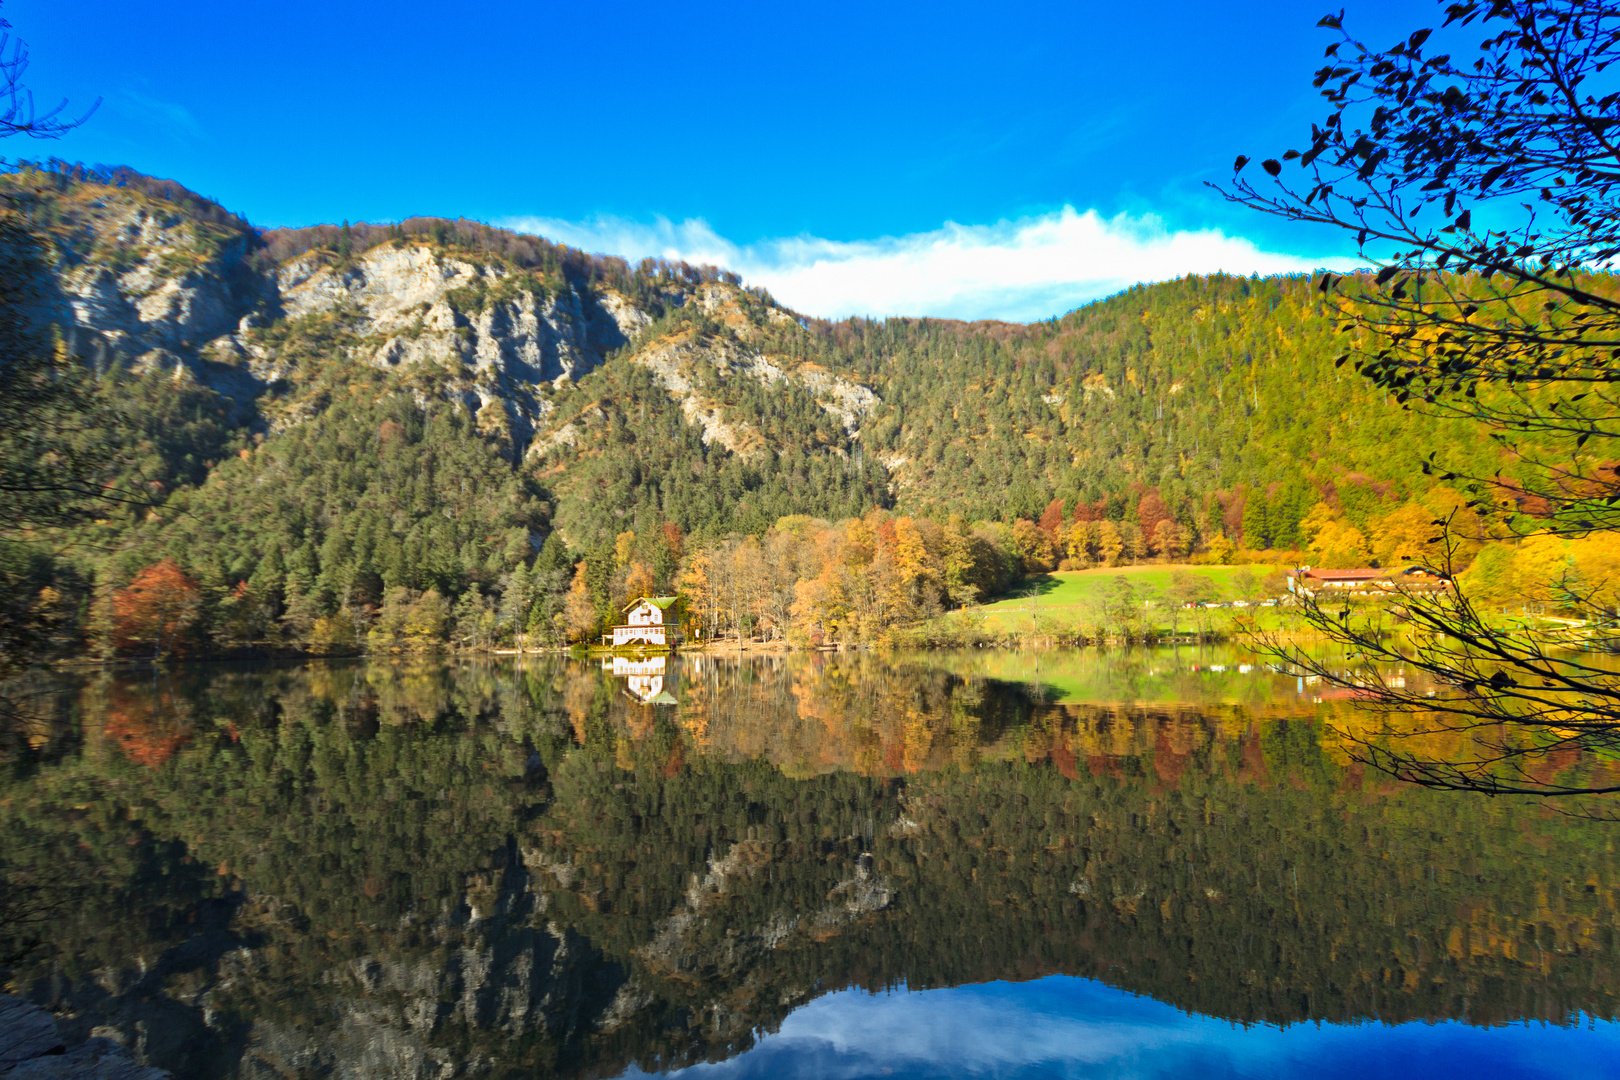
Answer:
[559,563,598,643]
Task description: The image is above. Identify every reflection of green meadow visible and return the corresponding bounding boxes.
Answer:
[902,645,1290,706]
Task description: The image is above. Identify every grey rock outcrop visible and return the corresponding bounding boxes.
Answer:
[18,188,660,442]
[30,194,267,404]
[0,996,170,1080]
[601,282,879,460]
[265,245,643,447]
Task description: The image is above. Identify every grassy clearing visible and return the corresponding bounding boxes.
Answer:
[894,564,1617,651]
[972,565,1283,628]
[890,564,1302,648]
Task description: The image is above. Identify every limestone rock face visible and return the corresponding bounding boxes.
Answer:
[27,194,264,401]
[628,334,767,455]
[264,243,641,446]
[23,189,663,449]
[16,177,884,478]
[596,289,655,341]
[606,283,879,459]
[273,244,630,385]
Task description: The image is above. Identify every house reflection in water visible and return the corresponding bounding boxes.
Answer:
[609,654,678,705]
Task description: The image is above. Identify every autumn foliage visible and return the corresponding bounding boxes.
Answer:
[101,684,194,767]
[112,559,202,658]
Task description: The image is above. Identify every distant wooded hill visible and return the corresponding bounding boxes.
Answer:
[1,163,1559,656]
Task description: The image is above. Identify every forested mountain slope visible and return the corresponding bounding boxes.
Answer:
[839,275,1510,520]
[0,162,1541,655]
[529,281,890,544]
[531,274,1515,550]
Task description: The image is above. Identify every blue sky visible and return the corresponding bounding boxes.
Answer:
[13,0,1439,320]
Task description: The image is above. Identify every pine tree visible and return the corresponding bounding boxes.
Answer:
[1241,494,1272,551]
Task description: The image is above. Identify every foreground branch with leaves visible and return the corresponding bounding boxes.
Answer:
[1226,0,1620,797]
[1268,573,1620,798]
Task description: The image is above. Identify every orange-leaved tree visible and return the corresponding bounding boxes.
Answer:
[559,563,598,643]
[112,559,202,659]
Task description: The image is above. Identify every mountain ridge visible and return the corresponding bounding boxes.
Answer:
[0,162,1542,655]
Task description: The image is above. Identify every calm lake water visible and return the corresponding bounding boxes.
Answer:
[4,648,1618,1079]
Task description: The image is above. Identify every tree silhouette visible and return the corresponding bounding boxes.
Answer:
[1222,0,1620,798]
[0,5,95,140]
[0,0,104,784]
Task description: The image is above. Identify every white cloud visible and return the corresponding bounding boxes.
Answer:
[112,90,204,139]
[499,206,1339,323]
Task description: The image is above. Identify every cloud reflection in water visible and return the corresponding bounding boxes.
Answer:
[625,975,1620,1080]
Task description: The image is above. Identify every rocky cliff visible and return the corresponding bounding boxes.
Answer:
[6,169,883,479]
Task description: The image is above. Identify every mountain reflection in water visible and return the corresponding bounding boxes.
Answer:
[3,649,1618,1079]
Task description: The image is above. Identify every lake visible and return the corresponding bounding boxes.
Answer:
[3,648,1618,1079]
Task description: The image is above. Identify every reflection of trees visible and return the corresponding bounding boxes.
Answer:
[672,654,1034,775]
[0,855,75,968]
[96,680,195,767]
[575,674,1620,1035]
[664,652,1486,788]
[1,656,1617,1078]
[873,757,1620,1025]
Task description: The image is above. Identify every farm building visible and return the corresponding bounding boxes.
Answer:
[1287,566,1450,595]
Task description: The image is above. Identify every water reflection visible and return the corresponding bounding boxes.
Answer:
[610,654,679,706]
[629,977,1620,1080]
[2,649,1617,1079]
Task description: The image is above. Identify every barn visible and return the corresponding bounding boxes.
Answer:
[1286,567,1450,595]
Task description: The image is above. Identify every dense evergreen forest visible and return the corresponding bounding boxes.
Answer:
[820,277,1509,518]
[4,656,1615,1076]
[0,163,1598,658]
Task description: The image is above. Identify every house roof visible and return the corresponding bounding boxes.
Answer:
[624,596,681,612]
[1294,568,1385,581]
[1293,566,1450,582]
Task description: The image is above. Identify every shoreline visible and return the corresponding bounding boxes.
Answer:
[33,633,1316,671]
[33,615,1601,670]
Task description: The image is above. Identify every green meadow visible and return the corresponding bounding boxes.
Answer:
[893,564,1302,647]
[972,564,1284,627]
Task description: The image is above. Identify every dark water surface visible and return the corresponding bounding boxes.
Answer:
[3,649,1618,1079]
